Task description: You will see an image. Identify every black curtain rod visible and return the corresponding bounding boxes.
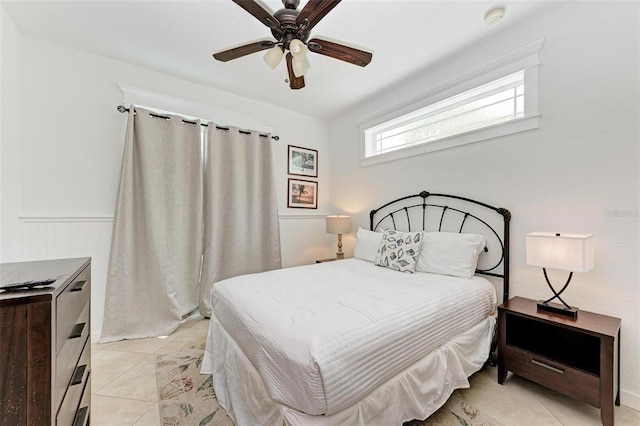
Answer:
[117,105,279,141]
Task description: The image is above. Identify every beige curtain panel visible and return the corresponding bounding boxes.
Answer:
[199,126,282,316]
[100,107,203,342]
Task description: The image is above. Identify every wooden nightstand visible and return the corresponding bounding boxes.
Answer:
[315,258,340,264]
[498,297,621,426]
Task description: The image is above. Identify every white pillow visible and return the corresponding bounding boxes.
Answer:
[416,232,486,278]
[354,227,383,262]
[374,229,422,273]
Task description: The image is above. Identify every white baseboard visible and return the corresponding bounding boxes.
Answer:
[621,389,640,411]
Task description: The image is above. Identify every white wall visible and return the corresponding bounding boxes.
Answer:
[1,4,335,341]
[328,2,640,410]
[0,5,22,263]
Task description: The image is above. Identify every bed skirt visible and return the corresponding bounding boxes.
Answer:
[201,314,495,426]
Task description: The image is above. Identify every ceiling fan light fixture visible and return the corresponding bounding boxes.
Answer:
[289,39,308,58]
[215,0,373,90]
[263,45,284,69]
[292,55,309,77]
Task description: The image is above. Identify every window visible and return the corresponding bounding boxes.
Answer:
[360,39,544,166]
[366,71,524,156]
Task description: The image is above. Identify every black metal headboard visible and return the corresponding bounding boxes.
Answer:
[369,190,511,303]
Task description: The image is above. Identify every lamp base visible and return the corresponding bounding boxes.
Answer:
[336,252,345,259]
[537,300,579,318]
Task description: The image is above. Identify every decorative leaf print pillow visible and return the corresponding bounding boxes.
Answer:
[374,229,422,273]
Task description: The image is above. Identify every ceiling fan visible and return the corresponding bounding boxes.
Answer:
[213,0,373,89]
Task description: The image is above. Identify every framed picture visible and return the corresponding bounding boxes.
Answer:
[287,178,318,209]
[288,145,318,177]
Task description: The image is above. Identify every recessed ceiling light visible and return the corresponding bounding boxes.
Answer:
[485,7,506,25]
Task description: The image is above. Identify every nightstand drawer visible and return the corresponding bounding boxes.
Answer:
[55,265,91,355]
[505,345,599,406]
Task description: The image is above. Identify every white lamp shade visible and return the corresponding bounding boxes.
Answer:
[526,232,594,273]
[263,45,284,69]
[326,215,351,234]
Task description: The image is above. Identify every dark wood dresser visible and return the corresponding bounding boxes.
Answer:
[0,258,91,426]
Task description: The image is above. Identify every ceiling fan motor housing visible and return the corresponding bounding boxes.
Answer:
[272,4,309,48]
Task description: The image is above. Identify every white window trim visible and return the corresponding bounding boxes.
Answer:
[359,38,545,167]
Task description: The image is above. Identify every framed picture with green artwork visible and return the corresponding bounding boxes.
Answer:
[288,145,318,177]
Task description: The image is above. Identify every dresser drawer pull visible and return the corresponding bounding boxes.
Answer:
[69,322,86,339]
[71,364,87,386]
[532,359,564,374]
[70,280,87,292]
[73,406,88,426]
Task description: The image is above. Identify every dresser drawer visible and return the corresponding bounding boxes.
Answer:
[55,265,90,355]
[73,373,91,426]
[504,345,599,406]
[56,338,90,426]
[55,302,90,409]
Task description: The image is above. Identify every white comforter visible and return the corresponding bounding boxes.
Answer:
[208,258,496,416]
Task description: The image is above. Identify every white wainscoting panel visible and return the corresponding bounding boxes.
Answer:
[21,217,113,342]
[279,215,335,268]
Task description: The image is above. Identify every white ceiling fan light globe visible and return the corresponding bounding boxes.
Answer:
[292,55,309,77]
[263,45,284,69]
[289,39,308,58]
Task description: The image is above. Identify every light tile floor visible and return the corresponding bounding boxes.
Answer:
[91,315,211,426]
[91,316,640,426]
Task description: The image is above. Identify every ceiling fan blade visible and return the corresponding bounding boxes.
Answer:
[231,0,280,30]
[286,53,305,90]
[213,40,276,62]
[307,38,372,67]
[296,0,341,32]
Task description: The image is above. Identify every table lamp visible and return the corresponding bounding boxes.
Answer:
[326,215,351,259]
[526,232,594,318]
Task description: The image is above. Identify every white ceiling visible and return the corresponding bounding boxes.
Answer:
[2,0,558,120]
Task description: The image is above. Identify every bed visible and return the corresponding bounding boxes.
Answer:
[201,190,511,425]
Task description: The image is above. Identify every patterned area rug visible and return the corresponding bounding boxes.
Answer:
[155,343,233,426]
[155,345,502,426]
[404,392,502,426]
